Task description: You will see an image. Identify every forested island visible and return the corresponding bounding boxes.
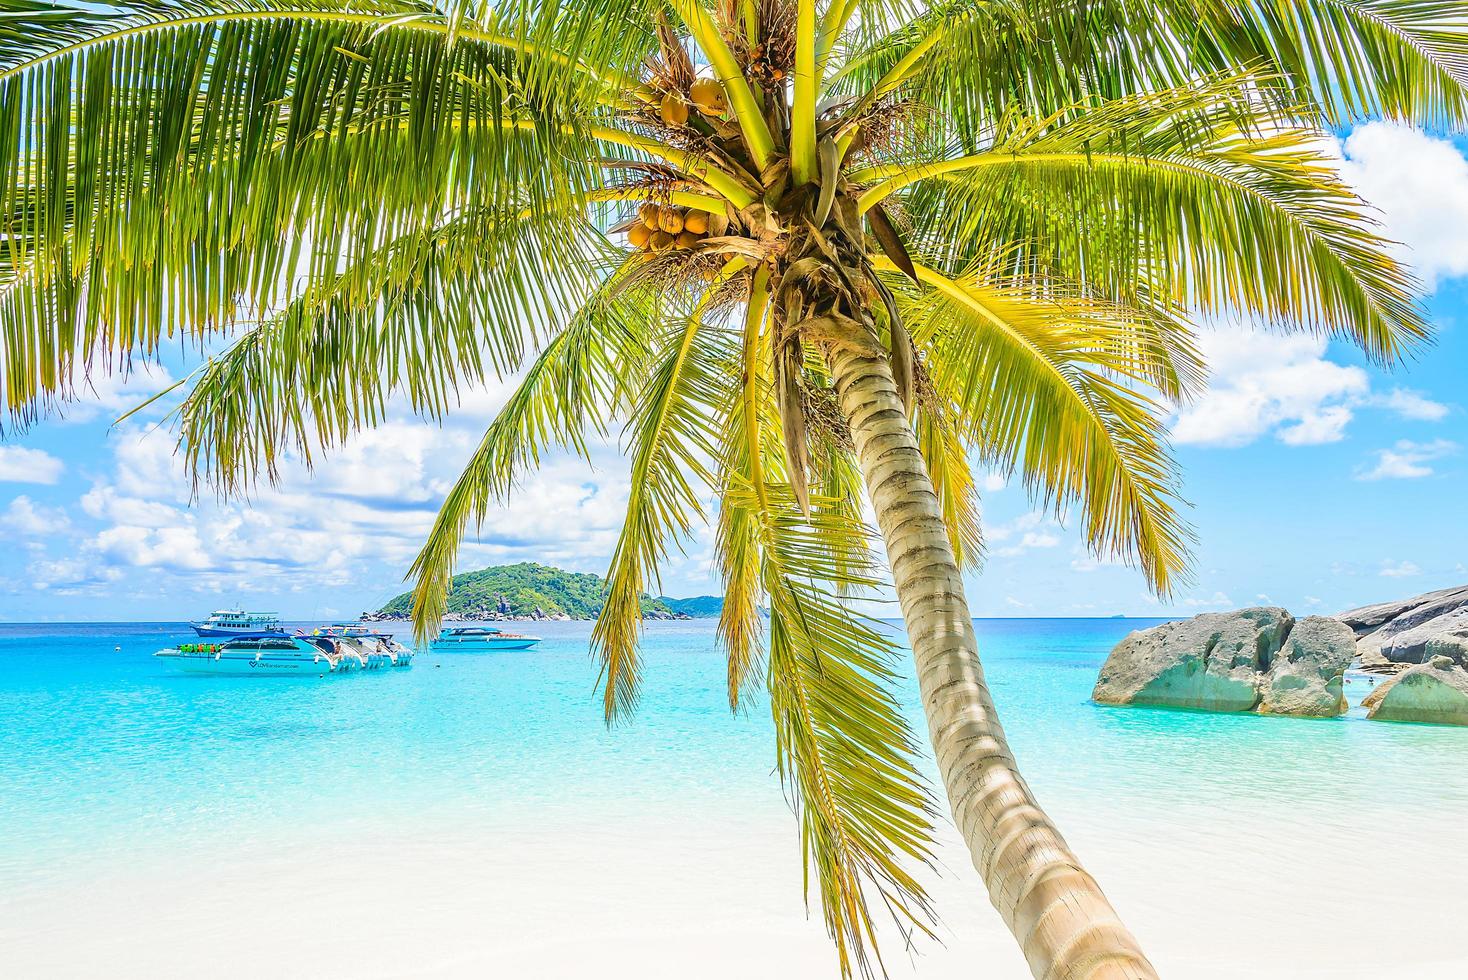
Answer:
[370,562,722,622]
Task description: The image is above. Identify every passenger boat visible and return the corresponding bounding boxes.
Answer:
[155,637,336,675]
[430,626,541,651]
[190,608,285,638]
[155,633,411,675]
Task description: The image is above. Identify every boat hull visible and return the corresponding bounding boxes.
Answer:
[157,652,330,676]
[190,624,287,638]
[430,637,540,652]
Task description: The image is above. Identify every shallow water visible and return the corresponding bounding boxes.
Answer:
[2,618,1465,977]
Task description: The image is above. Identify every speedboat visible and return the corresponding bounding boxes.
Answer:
[430,626,541,651]
[190,608,285,638]
[155,636,336,675]
[299,626,414,668]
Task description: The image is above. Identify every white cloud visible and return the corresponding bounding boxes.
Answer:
[1070,543,1127,574]
[1182,591,1235,609]
[989,511,1061,557]
[1355,439,1458,481]
[53,362,176,425]
[979,470,1008,493]
[1373,388,1450,422]
[1,496,70,536]
[1171,329,1369,448]
[1338,122,1468,290]
[1303,595,1323,608]
[0,446,65,484]
[1172,327,1454,449]
[37,416,645,600]
[1379,560,1422,579]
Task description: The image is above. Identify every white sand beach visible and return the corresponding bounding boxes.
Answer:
[4,800,1464,979]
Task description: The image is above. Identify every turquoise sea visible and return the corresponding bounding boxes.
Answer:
[3,618,1467,978]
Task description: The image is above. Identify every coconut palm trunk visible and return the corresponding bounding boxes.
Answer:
[829,341,1157,980]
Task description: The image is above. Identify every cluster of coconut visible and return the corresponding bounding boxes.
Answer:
[626,202,729,253]
[657,77,729,127]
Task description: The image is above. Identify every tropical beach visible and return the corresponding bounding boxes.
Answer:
[4,619,1467,979]
[4,1,1468,977]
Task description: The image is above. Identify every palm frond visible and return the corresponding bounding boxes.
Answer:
[0,0,653,422]
[892,260,1195,595]
[405,262,660,641]
[755,484,938,979]
[862,78,1429,364]
[837,0,1468,142]
[173,207,614,494]
[591,260,746,722]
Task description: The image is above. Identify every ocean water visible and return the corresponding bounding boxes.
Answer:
[3,618,1467,978]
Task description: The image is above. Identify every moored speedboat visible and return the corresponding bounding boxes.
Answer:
[190,608,285,638]
[299,627,414,668]
[154,637,334,675]
[430,626,541,651]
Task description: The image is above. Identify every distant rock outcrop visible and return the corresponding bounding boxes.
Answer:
[1093,607,1355,717]
[1362,656,1468,726]
[1337,585,1468,671]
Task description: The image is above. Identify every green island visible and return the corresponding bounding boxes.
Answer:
[372,562,721,621]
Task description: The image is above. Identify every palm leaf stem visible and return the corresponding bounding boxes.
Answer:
[791,0,819,184]
[668,0,777,170]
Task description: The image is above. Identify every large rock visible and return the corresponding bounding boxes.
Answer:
[1257,614,1358,716]
[1362,656,1468,726]
[1338,585,1468,669]
[1093,608,1355,716]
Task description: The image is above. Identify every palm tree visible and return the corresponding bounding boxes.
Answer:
[1,1,1457,976]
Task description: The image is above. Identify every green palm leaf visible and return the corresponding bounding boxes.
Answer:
[894,261,1196,594]
[862,77,1429,363]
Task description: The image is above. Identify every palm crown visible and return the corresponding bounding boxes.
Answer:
[1,1,1459,976]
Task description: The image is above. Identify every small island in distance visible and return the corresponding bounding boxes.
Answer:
[366,562,723,622]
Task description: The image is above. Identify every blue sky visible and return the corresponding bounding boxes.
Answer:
[1,121,1465,621]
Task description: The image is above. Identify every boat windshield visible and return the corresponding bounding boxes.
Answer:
[223,638,299,651]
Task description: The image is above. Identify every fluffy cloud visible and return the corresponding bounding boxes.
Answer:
[1171,328,1451,449]
[51,362,175,426]
[30,416,644,601]
[1356,439,1458,481]
[988,511,1061,558]
[1171,329,1369,447]
[1337,122,1468,290]
[1,496,70,536]
[1376,388,1451,422]
[0,446,65,484]
[1379,560,1422,579]
[1182,591,1235,608]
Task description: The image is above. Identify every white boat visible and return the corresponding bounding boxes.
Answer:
[430,626,541,652]
[190,608,285,638]
[299,626,414,668]
[155,633,412,675]
[155,637,336,675]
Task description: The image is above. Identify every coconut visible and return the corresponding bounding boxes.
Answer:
[649,230,674,251]
[657,207,685,234]
[637,202,661,229]
[682,210,709,234]
[659,93,689,127]
[705,211,730,237]
[627,223,652,249]
[690,78,727,115]
[675,230,701,250]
